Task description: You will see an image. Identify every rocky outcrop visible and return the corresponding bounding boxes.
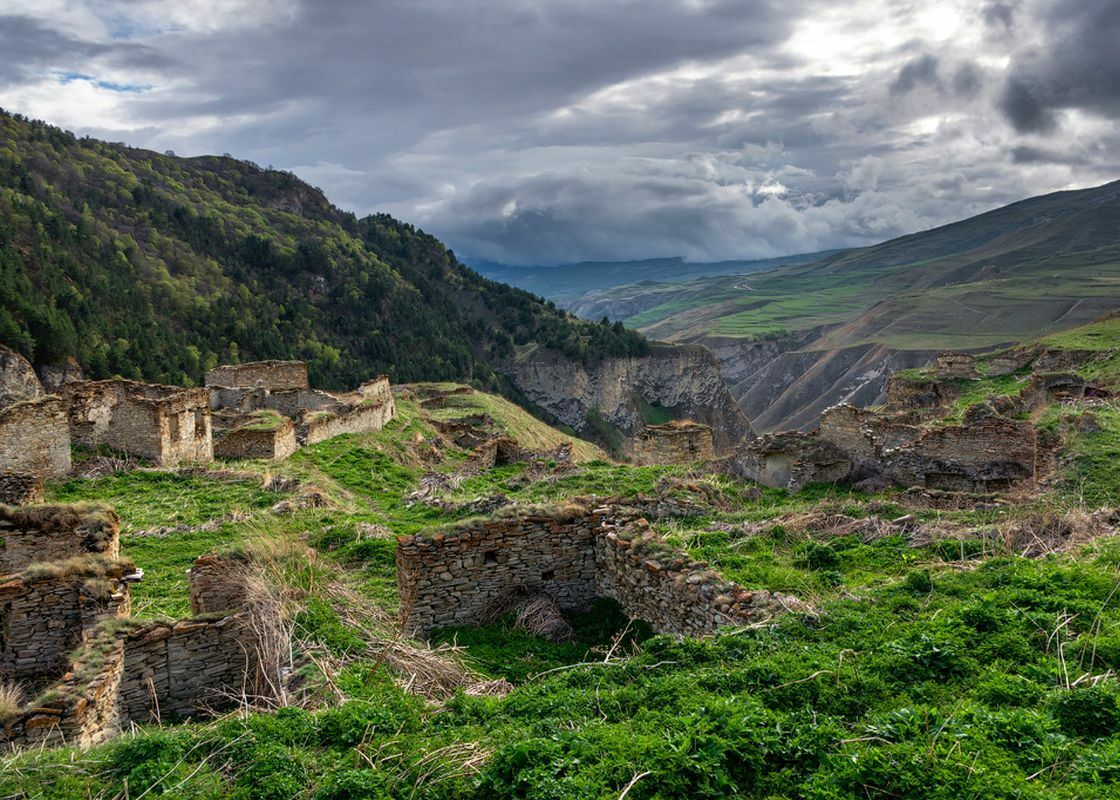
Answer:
[500,343,752,453]
[0,346,43,409]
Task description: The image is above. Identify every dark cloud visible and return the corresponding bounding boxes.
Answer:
[997,0,1120,133]
[891,54,940,95]
[982,1,1018,29]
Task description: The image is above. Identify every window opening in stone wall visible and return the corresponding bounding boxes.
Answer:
[167,413,180,440]
[484,550,498,565]
[194,410,207,439]
[541,569,555,581]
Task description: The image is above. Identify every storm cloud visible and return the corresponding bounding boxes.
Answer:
[0,0,1117,264]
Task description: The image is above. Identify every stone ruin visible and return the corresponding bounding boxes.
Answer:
[631,420,714,465]
[0,396,71,501]
[396,503,811,639]
[62,379,213,466]
[725,342,1111,493]
[207,361,396,458]
[1,506,270,750]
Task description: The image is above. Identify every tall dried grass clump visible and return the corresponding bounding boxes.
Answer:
[0,681,24,723]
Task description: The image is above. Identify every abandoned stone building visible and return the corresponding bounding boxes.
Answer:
[396,504,810,638]
[213,413,299,461]
[207,361,396,458]
[631,420,714,465]
[1,506,269,749]
[726,430,854,493]
[63,380,213,466]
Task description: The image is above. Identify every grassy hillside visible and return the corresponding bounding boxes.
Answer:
[5,377,1120,798]
[0,110,644,391]
[577,180,1120,352]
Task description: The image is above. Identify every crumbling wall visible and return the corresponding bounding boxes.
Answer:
[358,376,393,405]
[631,421,714,465]
[885,418,1039,492]
[884,375,959,411]
[300,402,395,446]
[205,360,309,391]
[0,474,44,506]
[63,381,212,466]
[0,345,43,409]
[397,506,811,638]
[188,552,249,614]
[0,562,132,686]
[0,396,71,479]
[0,504,120,574]
[396,508,600,635]
[2,615,258,748]
[214,417,298,461]
[726,431,852,492]
[595,521,811,636]
[933,352,980,379]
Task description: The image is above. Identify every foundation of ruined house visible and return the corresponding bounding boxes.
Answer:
[396,504,810,638]
[631,420,714,465]
[1,507,269,750]
[214,416,299,460]
[62,380,213,466]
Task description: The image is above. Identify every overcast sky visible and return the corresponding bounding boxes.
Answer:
[1,0,1118,265]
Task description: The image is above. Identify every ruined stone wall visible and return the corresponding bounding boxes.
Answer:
[396,509,600,635]
[818,404,879,463]
[214,418,298,461]
[0,345,43,409]
[0,474,44,506]
[206,361,308,391]
[883,419,1039,491]
[631,421,714,465]
[594,521,810,636]
[300,401,395,446]
[262,388,346,418]
[188,553,249,614]
[727,431,852,492]
[358,376,393,405]
[0,504,120,574]
[0,397,71,479]
[2,615,257,748]
[397,508,811,638]
[933,352,980,379]
[884,375,959,411]
[0,565,131,685]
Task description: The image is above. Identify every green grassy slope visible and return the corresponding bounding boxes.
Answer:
[4,378,1120,798]
[0,110,645,391]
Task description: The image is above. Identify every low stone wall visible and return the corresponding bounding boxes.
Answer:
[188,552,249,614]
[631,421,714,465]
[214,417,298,460]
[0,474,44,506]
[2,614,258,749]
[206,360,309,391]
[886,418,1039,492]
[0,504,120,574]
[933,352,980,379]
[397,507,600,634]
[0,396,71,479]
[300,401,395,446]
[595,521,811,636]
[0,560,132,686]
[397,506,811,638]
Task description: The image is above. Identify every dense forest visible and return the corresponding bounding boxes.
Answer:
[0,110,646,390]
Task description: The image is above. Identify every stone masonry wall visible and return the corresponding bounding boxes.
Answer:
[188,552,249,615]
[214,418,298,461]
[631,421,714,465]
[0,396,71,479]
[397,506,811,638]
[0,504,120,575]
[300,401,396,446]
[2,615,258,748]
[886,418,1039,491]
[0,475,44,506]
[0,563,131,686]
[206,361,309,391]
[397,508,600,635]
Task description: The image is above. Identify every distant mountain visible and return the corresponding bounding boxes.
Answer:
[574,179,1120,431]
[469,251,837,305]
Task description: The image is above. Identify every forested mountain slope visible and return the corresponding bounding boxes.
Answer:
[0,110,645,392]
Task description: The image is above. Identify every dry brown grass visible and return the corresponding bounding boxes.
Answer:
[0,681,23,723]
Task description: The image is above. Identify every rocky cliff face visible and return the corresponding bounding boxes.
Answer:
[500,343,753,453]
[0,346,44,409]
[695,333,942,433]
